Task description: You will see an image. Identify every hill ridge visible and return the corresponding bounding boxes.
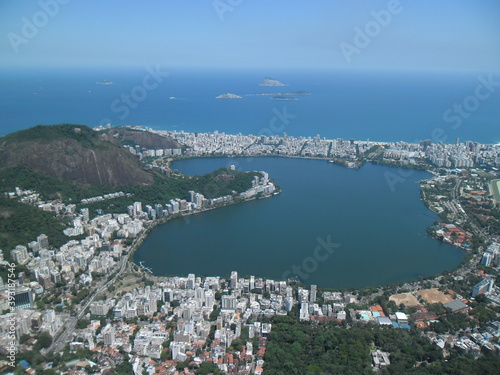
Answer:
[0,124,154,187]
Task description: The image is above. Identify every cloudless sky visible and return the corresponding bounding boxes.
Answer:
[1,0,499,72]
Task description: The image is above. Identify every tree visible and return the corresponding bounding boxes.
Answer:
[76,319,91,329]
[176,360,190,370]
[34,332,53,350]
[115,360,134,375]
[19,333,31,345]
[196,362,224,375]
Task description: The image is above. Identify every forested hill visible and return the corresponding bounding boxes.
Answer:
[263,316,500,375]
[0,124,154,187]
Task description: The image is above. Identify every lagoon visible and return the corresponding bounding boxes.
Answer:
[134,157,464,288]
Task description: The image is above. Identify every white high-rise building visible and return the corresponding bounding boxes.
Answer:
[133,201,142,215]
[163,288,173,302]
[171,343,182,360]
[299,302,309,321]
[310,285,317,303]
[194,193,204,208]
[103,324,116,346]
[230,271,238,289]
[37,234,49,249]
[81,208,90,222]
[170,200,180,213]
[11,245,29,264]
[189,191,196,202]
[204,290,214,308]
[481,253,493,267]
[90,301,110,316]
[221,295,236,311]
[187,274,196,289]
[28,241,39,254]
[195,287,204,300]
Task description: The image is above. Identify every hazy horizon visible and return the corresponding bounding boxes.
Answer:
[1,0,499,72]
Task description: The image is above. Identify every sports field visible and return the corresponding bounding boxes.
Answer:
[415,289,453,304]
[389,292,419,307]
[492,179,500,204]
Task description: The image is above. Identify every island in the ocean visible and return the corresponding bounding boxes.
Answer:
[256,90,311,96]
[216,93,242,99]
[259,77,286,86]
[96,80,113,85]
[271,95,298,101]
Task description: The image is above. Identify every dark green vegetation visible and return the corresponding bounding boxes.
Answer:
[1,123,100,146]
[422,173,500,243]
[0,165,109,202]
[0,195,67,251]
[4,343,134,375]
[195,363,224,375]
[0,163,259,215]
[0,124,154,186]
[263,317,500,375]
[461,194,500,235]
[264,317,373,375]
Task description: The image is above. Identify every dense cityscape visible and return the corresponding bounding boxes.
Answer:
[150,128,500,169]
[1,126,500,374]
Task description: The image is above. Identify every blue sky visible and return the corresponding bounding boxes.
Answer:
[1,0,499,72]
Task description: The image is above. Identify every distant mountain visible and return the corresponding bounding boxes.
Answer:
[0,124,154,187]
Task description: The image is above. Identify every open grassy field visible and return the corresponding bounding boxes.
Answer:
[492,179,500,204]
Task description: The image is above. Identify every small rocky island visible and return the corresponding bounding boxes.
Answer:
[216,93,242,99]
[258,90,311,96]
[259,77,286,86]
[271,96,298,101]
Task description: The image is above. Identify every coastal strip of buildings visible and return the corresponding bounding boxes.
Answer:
[116,126,500,170]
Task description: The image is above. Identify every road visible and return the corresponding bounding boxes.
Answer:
[49,228,149,352]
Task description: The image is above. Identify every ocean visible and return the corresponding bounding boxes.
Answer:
[1,67,499,144]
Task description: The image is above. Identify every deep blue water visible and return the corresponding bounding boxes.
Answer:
[134,157,465,289]
[1,67,477,287]
[1,67,499,144]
